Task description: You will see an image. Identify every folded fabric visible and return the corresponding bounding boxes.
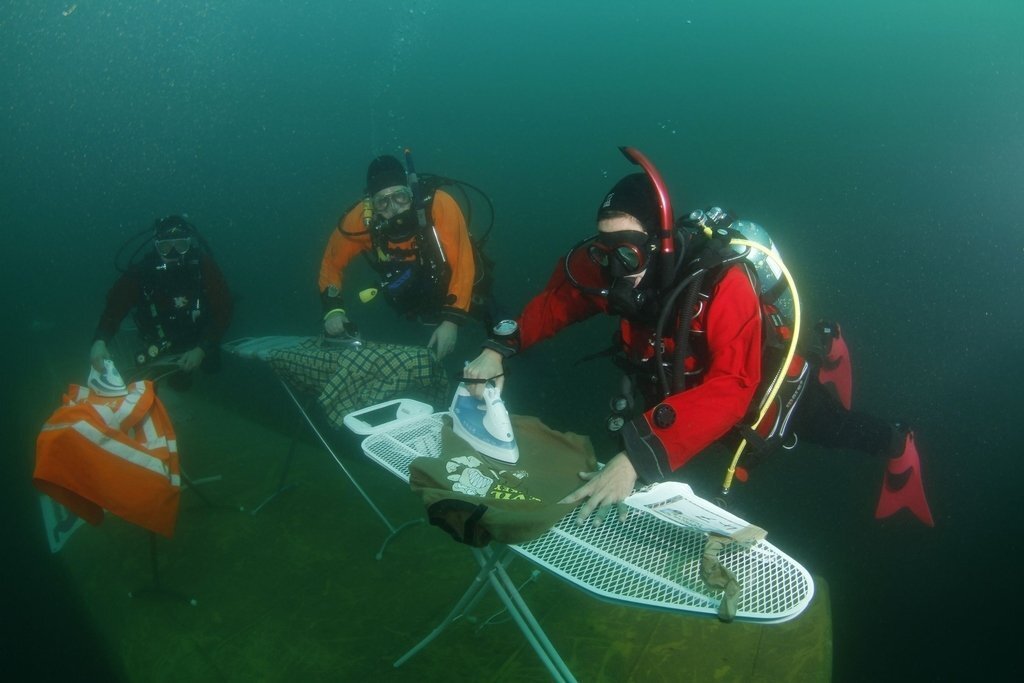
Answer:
[701,534,742,622]
[410,415,598,547]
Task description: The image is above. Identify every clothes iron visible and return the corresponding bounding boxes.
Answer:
[88,359,128,397]
[449,381,519,464]
[321,321,364,351]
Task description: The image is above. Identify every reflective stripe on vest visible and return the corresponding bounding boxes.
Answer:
[69,420,172,480]
[33,380,181,537]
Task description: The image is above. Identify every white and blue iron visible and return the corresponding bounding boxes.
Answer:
[450,381,519,464]
[88,358,128,397]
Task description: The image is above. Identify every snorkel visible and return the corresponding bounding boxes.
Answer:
[618,146,675,291]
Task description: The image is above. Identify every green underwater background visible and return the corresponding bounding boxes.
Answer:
[2,1,1022,681]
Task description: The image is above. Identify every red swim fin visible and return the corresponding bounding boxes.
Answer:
[816,321,852,410]
[875,429,935,527]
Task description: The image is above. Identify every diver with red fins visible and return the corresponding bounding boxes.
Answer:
[463,146,934,528]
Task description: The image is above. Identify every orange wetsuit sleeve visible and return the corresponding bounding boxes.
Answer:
[430,189,476,324]
[317,203,371,313]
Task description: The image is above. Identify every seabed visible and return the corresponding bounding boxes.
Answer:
[53,376,833,682]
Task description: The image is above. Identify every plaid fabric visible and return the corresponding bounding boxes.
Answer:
[268,339,447,429]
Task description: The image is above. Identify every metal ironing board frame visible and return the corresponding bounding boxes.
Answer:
[221,336,422,559]
[393,543,576,682]
[220,338,813,679]
[275,378,423,559]
[357,411,814,682]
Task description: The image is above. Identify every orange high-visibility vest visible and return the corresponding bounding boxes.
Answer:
[34,380,181,538]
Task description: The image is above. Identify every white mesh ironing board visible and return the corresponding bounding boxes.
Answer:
[357,410,815,681]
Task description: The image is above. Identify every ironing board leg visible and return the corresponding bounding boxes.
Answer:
[277,378,425,559]
[128,532,197,607]
[247,408,305,515]
[374,518,425,561]
[490,554,576,682]
[180,468,239,512]
[278,378,397,533]
[393,545,576,682]
[485,547,576,682]
[393,546,504,668]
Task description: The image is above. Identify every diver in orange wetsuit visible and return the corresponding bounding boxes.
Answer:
[318,153,478,361]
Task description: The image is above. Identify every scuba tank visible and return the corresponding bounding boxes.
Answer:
[683,208,804,495]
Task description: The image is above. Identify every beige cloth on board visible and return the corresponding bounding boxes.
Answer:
[409,415,598,547]
[701,534,745,622]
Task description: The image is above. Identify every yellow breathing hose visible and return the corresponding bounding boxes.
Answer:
[718,237,801,495]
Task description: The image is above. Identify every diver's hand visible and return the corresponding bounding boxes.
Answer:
[428,320,458,361]
[462,348,504,396]
[559,452,637,526]
[178,347,206,372]
[324,310,349,336]
[90,340,110,371]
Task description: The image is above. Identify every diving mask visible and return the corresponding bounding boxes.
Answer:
[155,237,191,258]
[372,187,413,213]
[587,231,654,277]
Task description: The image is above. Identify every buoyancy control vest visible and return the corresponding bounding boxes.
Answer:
[363,193,453,318]
[347,172,496,322]
[614,221,809,483]
[133,251,206,357]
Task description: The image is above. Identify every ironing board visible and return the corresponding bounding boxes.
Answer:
[221,336,423,556]
[221,336,314,361]
[355,408,815,682]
